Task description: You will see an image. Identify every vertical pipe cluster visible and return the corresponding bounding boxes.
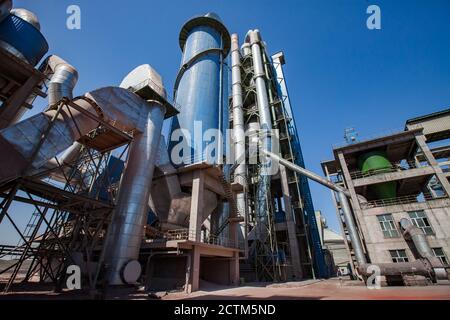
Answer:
[231,33,247,249]
[246,30,273,230]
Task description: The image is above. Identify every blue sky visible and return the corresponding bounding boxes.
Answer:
[2,0,450,243]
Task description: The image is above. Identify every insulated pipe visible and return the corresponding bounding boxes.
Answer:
[247,30,273,235]
[0,86,153,184]
[400,218,434,259]
[105,100,166,285]
[34,56,83,179]
[231,33,248,252]
[261,149,367,265]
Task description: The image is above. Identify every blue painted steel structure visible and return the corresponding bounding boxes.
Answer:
[0,14,48,66]
[169,13,230,164]
[271,54,328,278]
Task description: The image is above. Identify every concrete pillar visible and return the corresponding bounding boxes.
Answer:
[279,165,303,279]
[415,133,450,197]
[337,152,370,245]
[229,251,240,286]
[187,245,200,293]
[323,164,357,276]
[189,170,205,242]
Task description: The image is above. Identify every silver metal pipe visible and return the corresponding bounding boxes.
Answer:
[106,100,166,285]
[400,218,434,259]
[248,30,273,233]
[34,56,82,179]
[338,191,367,265]
[262,149,351,197]
[231,33,247,252]
[44,55,79,106]
[261,149,367,265]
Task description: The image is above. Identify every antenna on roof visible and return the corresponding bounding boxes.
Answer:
[344,127,358,144]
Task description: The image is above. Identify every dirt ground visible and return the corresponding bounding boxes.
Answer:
[1,278,449,300]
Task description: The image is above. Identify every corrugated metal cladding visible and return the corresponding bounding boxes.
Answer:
[0,14,48,66]
[169,14,230,165]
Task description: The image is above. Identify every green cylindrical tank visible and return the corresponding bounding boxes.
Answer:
[358,151,397,199]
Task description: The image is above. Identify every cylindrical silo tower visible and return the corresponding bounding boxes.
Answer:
[169,12,230,165]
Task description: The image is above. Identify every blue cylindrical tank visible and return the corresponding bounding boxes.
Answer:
[0,13,48,66]
[169,13,230,165]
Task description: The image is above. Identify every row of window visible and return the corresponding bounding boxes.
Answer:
[377,210,433,238]
[390,248,448,265]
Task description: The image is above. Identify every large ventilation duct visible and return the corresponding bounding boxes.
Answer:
[0,86,159,184]
[102,65,174,285]
[0,6,48,66]
[231,33,247,250]
[169,12,230,165]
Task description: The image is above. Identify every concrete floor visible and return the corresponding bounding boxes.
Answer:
[1,278,450,300]
[162,278,450,300]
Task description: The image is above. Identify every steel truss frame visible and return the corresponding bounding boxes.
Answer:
[0,98,132,294]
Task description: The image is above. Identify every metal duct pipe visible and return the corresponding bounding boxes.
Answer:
[0,0,12,23]
[261,149,367,265]
[247,30,273,235]
[338,191,367,265]
[400,218,434,259]
[231,33,247,251]
[32,56,83,180]
[358,260,432,277]
[241,43,251,57]
[105,100,166,285]
[44,55,79,106]
[0,86,154,184]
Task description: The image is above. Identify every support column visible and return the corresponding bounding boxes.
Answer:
[279,165,303,279]
[337,152,370,253]
[189,170,205,242]
[415,133,450,197]
[188,245,200,293]
[229,251,240,286]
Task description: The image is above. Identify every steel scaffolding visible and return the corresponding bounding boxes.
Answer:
[0,97,133,294]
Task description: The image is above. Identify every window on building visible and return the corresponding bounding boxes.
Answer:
[432,248,448,265]
[390,249,409,263]
[408,210,434,235]
[377,214,400,238]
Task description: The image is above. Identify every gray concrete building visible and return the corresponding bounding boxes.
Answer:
[321,109,450,284]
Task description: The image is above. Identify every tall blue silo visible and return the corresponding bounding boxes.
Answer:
[169,13,230,165]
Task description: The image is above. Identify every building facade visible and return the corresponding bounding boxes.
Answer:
[322,109,450,282]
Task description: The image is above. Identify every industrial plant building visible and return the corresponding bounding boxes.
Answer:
[0,0,448,298]
[0,1,329,296]
[322,109,450,285]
